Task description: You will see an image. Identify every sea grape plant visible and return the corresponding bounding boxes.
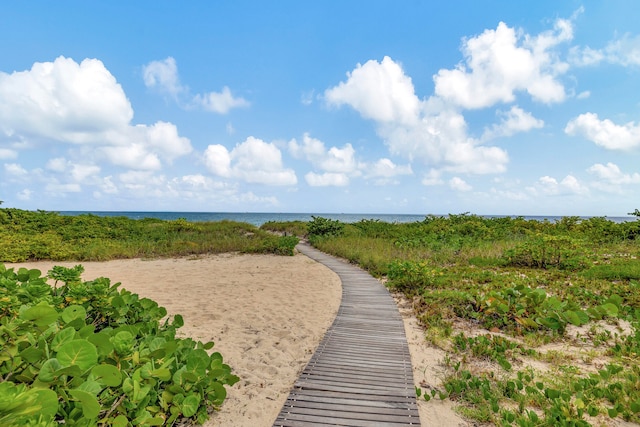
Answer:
[0,264,238,426]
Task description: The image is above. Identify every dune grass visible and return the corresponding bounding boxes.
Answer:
[0,208,298,262]
[269,214,640,426]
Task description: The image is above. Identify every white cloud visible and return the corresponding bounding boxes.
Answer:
[570,34,640,67]
[301,90,315,106]
[46,158,100,182]
[142,57,183,96]
[143,57,249,114]
[0,57,193,172]
[588,162,640,185]
[536,174,588,196]
[4,163,28,177]
[204,136,297,186]
[565,113,640,150]
[289,133,358,174]
[17,189,32,200]
[305,172,349,187]
[434,19,571,109]
[0,148,17,159]
[482,106,544,140]
[449,176,472,192]
[422,169,444,186]
[366,158,413,179]
[290,133,412,186]
[45,182,82,193]
[325,56,420,125]
[193,86,250,114]
[0,56,133,142]
[325,58,509,175]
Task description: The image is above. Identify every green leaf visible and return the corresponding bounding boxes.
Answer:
[38,358,63,382]
[173,314,184,328]
[600,303,619,317]
[32,388,59,418]
[21,303,58,327]
[91,364,122,387]
[19,346,44,363]
[57,339,98,371]
[88,331,114,356]
[563,310,583,326]
[69,389,100,419]
[631,401,640,413]
[112,415,129,427]
[150,368,172,381]
[181,394,200,418]
[52,327,77,351]
[62,305,87,323]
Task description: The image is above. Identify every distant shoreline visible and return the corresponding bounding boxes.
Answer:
[57,211,636,226]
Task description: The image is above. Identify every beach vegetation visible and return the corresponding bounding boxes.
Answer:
[289,214,640,426]
[0,209,299,262]
[0,264,238,426]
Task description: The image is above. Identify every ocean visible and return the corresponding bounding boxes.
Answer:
[58,211,635,227]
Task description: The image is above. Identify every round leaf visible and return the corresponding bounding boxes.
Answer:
[32,389,59,418]
[181,394,200,418]
[38,358,63,383]
[92,364,122,387]
[21,304,58,327]
[69,389,100,419]
[62,305,87,323]
[57,339,98,371]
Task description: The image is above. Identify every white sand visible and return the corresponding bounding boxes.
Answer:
[9,252,468,426]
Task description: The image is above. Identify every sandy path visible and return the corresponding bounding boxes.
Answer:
[8,253,342,426]
[8,252,469,426]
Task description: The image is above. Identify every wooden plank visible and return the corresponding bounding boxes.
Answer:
[272,242,420,426]
[275,412,419,427]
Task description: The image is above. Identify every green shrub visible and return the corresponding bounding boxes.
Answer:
[0,265,238,426]
[502,235,588,270]
[307,216,344,239]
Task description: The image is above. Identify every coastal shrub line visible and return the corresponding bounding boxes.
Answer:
[265,213,640,426]
[0,209,299,262]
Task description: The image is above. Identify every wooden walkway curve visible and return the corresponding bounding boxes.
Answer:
[273,242,420,427]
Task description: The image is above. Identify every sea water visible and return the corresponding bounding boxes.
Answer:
[59,211,634,227]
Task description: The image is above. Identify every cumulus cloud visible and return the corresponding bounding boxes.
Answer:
[289,133,359,174]
[422,169,444,186]
[570,34,640,67]
[0,56,133,141]
[0,57,193,171]
[325,56,420,125]
[192,86,250,114]
[434,19,572,109]
[204,136,297,185]
[4,163,28,177]
[325,58,509,176]
[365,158,413,185]
[449,176,472,192]
[289,133,412,186]
[588,162,640,186]
[536,175,588,196]
[482,106,544,140]
[0,148,17,159]
[305,172,349,187]
[46,158,100,182]
[143,57,249,114]
[565,113,640,150]
[142,57,183,96]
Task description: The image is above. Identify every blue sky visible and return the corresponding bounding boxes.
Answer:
[1,1,639,216]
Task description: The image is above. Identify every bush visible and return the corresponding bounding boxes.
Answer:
[0,265,238,426]
[307,216,344,238]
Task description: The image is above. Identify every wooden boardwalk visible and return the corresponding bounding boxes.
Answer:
[273,243,420,426]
